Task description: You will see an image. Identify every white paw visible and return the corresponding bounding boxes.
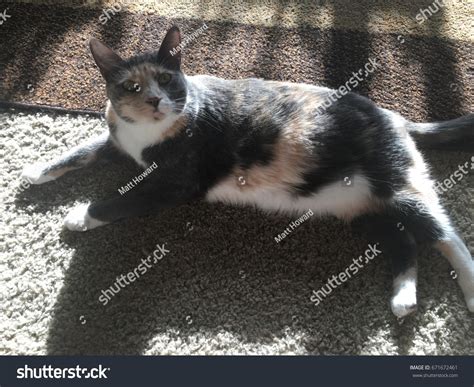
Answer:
[391,288,417,318]
[21,163,56,184]
[64,204,107,232]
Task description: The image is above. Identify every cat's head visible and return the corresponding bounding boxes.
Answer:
[89,26,186,123]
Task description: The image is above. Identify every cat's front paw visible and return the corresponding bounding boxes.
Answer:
[64,204,107,232]
[21,163,56,185]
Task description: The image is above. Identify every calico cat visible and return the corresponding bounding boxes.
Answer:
[21,26,474,318]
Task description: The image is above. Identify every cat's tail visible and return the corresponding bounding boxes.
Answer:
[408,114,474,151]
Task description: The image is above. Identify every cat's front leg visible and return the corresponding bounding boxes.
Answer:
[63,197,153,232]
[64,186,190,231]
[21,132,118,184]
[63,203,109,232]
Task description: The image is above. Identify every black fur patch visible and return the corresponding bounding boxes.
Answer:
[352,213,417,277]
[295,93,412,198]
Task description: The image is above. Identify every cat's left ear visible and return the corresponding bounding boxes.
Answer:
[157,26,181,70]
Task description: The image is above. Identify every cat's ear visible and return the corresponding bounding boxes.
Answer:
[157,26,181,70]
[89,38,123,80]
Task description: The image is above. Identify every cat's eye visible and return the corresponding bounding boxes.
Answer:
[158,73,172,85]
[123,81,141,93]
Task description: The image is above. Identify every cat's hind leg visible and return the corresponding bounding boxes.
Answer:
[21,132,119,184]
[353,214,419,317]
[435,232,474,312]
[388,194,474,313]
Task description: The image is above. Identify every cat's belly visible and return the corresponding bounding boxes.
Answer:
[206,173,376,219]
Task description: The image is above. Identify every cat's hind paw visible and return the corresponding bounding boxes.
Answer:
[466,297,474,313]
[64,204,107,232]
[391,287,417,318]
[21,163,56,185]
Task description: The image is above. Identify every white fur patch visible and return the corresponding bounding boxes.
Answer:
[114,112,181,167]
[64,204,108,232]
[21,163,57,185]
[391,268,417,317]
[381,108,407,135]
[206,173,374,219]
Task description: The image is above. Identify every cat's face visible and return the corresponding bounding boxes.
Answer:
[106,61,187,123]
[90,27,186,123]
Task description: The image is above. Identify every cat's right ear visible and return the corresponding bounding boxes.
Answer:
[89,38,123,80]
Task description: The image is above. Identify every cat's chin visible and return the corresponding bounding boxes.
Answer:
[152,111,166,120]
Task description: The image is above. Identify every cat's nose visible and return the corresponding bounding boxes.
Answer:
[145,96,161,108]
